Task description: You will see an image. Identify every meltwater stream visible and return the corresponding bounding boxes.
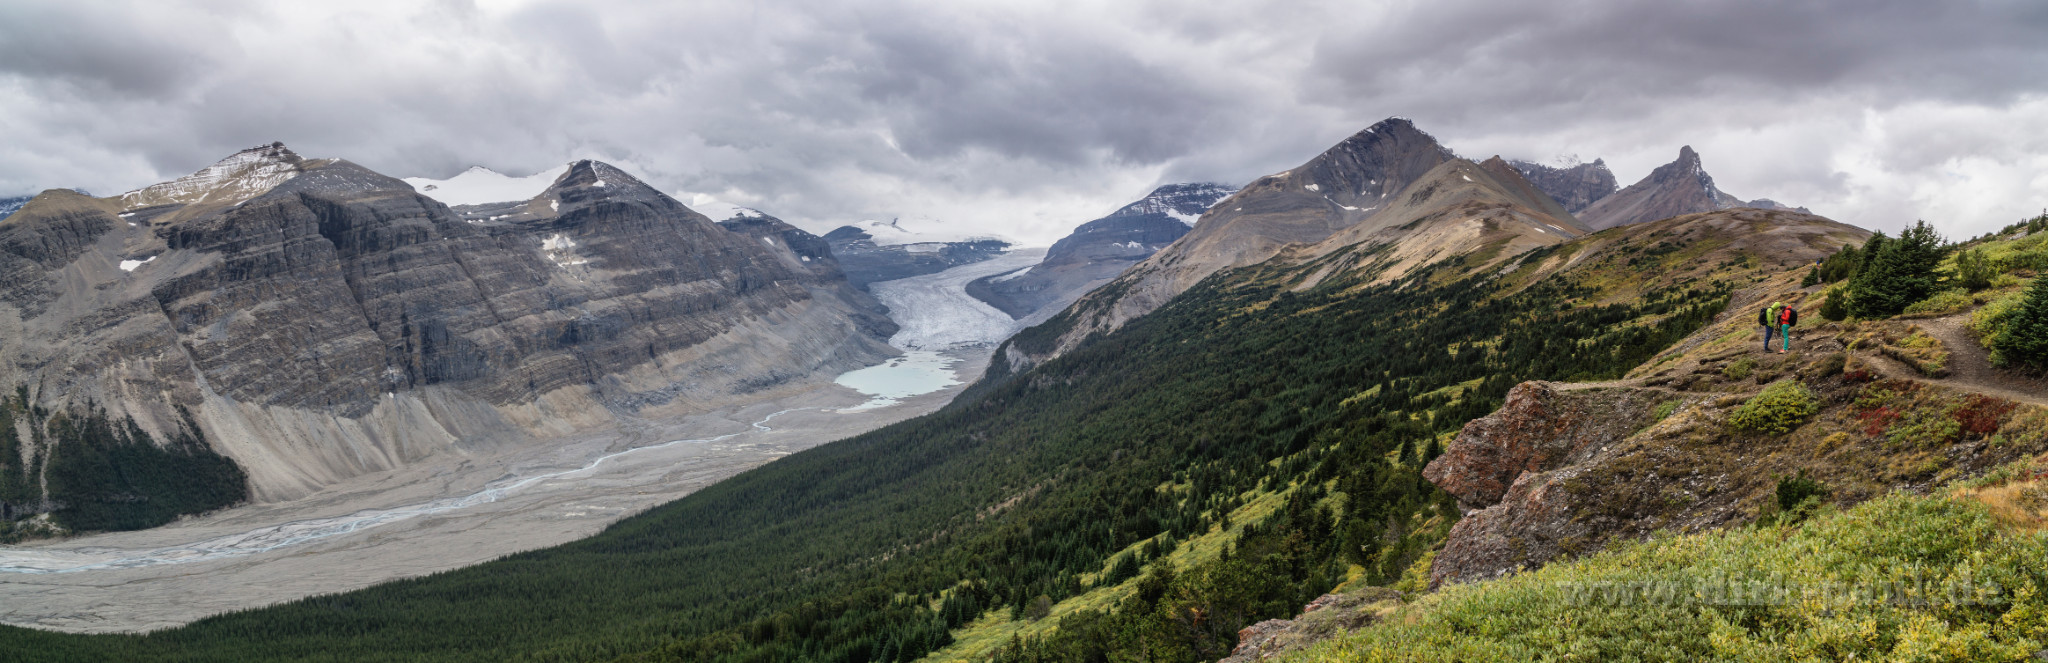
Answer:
[0,409,816,575]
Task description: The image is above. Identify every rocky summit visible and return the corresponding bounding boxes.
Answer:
[1576,145,1808,230]
[0,146,894,503]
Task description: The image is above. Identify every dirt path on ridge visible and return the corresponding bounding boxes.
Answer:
[1900,314,2048,408]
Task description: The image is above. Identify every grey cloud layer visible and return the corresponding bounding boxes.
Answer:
[1,0,2043,243]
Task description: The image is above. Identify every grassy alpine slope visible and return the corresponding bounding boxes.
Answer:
[1249,213,2048,662]
[0,211,1840,662]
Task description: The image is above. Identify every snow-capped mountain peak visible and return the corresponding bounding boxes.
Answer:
[1108,182,1238,226]
[119,142,310,210]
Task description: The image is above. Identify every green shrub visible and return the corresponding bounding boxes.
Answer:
[1886,403,1964,449]
[1758,471,1829,526]
[1726,380,1820,435]
[1722,356,1755,380]
[1818,284,1850,321]
[1970,289,2027,346]
[1651,400,1680,422]
[1902,288,1973,317]
[1955,247,1997,291]
[1990,275,2048,370]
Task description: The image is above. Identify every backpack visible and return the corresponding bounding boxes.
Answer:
[1759,307,1771,326]
[1780,307,1797,326]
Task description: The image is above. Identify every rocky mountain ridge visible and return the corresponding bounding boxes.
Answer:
[1505,159,1616,213]
[1576,145,1809,230]
[1017,118,1590,369]
[967,182,1235,319]
[820,220,1011,291]
[0,145,895,507]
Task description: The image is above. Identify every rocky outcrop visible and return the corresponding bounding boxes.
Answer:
[1422,382,1670,587]
[1424,382,1661,510]
[1577,146,1807,230]
[967,182,1233,319]
[1219,587,1403,662]
[1507,159,1617,213]
[821,221,1010,290]
[0,146,896,504]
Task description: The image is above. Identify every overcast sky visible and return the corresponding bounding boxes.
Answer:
[2,0,2043,245]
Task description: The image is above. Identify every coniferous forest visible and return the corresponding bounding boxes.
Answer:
[0,234,1737,662]
[0,389,247,541]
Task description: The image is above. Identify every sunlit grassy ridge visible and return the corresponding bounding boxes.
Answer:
[1280,490,2048,663]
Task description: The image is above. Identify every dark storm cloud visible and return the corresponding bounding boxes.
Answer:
[1,0,2044,243]
[1306,0,2048,124]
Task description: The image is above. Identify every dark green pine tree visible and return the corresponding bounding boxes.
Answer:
[1993,276,2048,370]
[1848,221,1944,318]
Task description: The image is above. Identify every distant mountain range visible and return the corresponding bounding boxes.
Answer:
[0,195,33,222]
[1026,117,1589,366]
[0,143,893,519]
[817,220,1011,291]
[1509,148,1810,229]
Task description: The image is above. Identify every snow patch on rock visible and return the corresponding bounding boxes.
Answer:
[405,164,570,207]
[119,142,306,210]
[681,193,768,221]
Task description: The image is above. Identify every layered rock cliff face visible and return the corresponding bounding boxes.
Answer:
[0,145,894,503]
[1506,159,1617,213]
[967,182,1233,319]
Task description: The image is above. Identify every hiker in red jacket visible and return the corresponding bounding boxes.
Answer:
[1775,304,1798,353]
